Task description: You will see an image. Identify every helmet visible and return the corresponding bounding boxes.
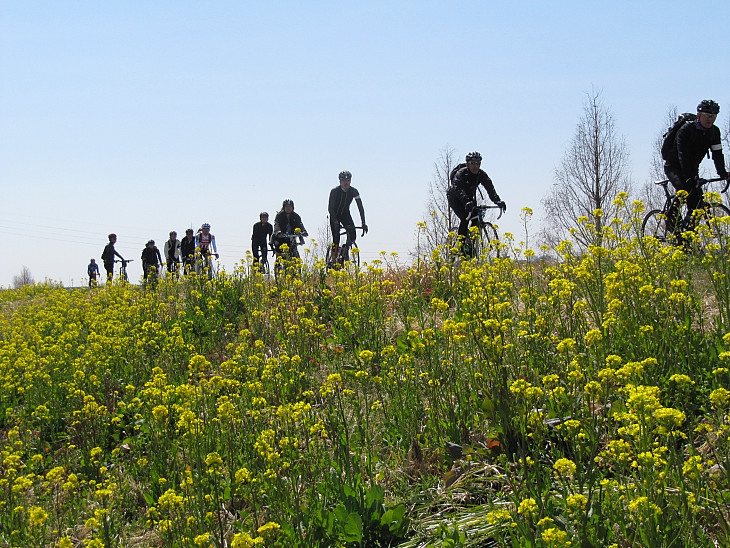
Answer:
[282,199,294,208]
[147,239,155,245]
[697,100,720,114]
[260,211,269,218]
[186,228,194,234]
[466,151,482,162]
[339,170,352,181]
[108,233,117,240]
[201,223,211,230]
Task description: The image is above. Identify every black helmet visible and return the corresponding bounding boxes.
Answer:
[260,211,269,218]
[697,100,720,114]
[282,199,294,208]
[465,151,482,162]
[338,170,352,181]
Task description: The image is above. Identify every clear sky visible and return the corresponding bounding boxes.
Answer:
[2,1,728,287]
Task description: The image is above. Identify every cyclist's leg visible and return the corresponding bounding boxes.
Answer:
[447,191,470,242]
[329,218,342,263]
[665,166,688,234]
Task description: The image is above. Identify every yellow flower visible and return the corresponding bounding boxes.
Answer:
[28,506,48,526]
[710,388,730,409]
[553,458,577,477]
[517,498,538,517]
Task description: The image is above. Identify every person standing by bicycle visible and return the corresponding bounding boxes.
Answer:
[164,231,181,277]
[195,223,219,276]
[251,212,273,271]
[141,239,163,282]
[180,228,196,275]
[447,152,506,251]
[663,100,730,233]
[87,258,100,287]
[328,170,368,261]
[101,233,126,283]
[272,199,308,257]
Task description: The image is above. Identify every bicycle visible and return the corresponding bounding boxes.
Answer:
[114,259,133,283]
[273,233,305,279]
[326,226,366,270]
[196,248,218,280]
[641,177,730,251]
[462,204,503,259]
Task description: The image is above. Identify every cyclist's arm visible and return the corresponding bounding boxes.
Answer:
[480,172,502,204]
[210,235,218,254]
[710,128,728,179]
[354,192,366,226]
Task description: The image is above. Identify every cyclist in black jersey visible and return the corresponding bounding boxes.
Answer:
[251,212,273,270]
[101,233,125,283]
[180,229,196,275]
[447,151,506,243]
[272,199,308,254]
[328,170,368,259]
[663,100,730,233]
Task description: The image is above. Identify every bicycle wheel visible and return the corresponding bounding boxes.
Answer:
[641,209,669,243]
[481,223,500,258]
[349,245,360,268]
[694,203,730,253]
[325,245,336,269]
[471,222,499,260]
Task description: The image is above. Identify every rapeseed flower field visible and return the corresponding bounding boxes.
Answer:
[3,200,730,547]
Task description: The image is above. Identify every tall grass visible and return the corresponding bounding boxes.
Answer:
[2,199,730,547]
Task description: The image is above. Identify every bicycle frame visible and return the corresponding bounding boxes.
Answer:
[655,177,727,226]
[114,259,133,283]
[328,225,365,268]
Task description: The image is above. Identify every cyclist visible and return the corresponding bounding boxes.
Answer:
[328,170,368,261]
[180,228,196,274]
[252,212,273,271]
[164,231,181,277]
[141,239,163,282]
[87,258,100,287]
[663,99,730,233]
[272,199,308,256]
[101,233,125,283]
[447,152,506,253]
[195,223,219,275]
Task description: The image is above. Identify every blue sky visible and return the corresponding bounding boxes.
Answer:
[1,1,728,286]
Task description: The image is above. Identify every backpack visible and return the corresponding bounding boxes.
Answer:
[661,113,696,160]
[449,162,467,185]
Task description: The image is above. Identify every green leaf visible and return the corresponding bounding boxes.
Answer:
[342,512,363,542]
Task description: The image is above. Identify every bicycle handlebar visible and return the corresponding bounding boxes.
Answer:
[468,204,504,222]
[339,226,368,237]
[655,177,728,192]
[114,259,133,264]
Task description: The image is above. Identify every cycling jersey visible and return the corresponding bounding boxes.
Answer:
[664,119,727,180]
[328,186,365,222]
[448,166,501,206]
[195,231,218,254]
[273,211,307,237]
[251,221,273,244]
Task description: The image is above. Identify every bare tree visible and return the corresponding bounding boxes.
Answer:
[541,89,632,248]
[12,266,34,289]
[415,146,459,258]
